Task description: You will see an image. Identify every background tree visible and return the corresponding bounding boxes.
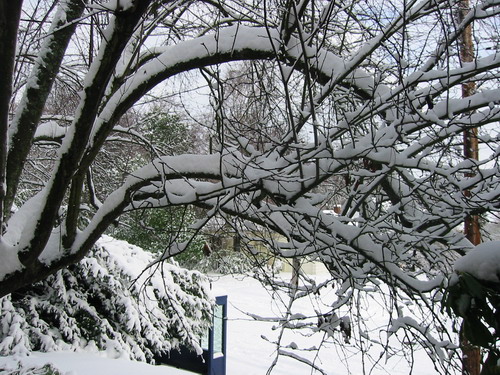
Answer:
[0,0,499,373]
[106,110,207,266]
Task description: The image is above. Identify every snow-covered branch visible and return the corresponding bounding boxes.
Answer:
[0,0,499,371]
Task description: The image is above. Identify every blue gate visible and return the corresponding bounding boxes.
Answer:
[204,295,227,375]
[158,295,227,375]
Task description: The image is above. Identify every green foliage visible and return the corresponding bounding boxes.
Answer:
[443,272,500,354]
[142,112,191,156]
[73,308,102,342]
[111,111,207,266]
[112,206,206,267]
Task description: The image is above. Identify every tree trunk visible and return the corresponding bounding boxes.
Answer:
[458,0,481,374]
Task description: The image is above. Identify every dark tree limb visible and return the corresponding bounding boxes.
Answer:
[0,1,23,232]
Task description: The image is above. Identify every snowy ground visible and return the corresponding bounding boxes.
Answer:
[1,273,444,374]
[213,273,438,375]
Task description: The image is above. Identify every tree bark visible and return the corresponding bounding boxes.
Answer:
[0,1,23,232]
[5,0,86,218]
[458,0,481,374]
[18,0,153,268]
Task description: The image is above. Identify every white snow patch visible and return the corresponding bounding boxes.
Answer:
[88,0,135,12]
[1,274,444,375]
[35,121,67,140]
[0,241,22,283]
[0,351,194,375]
[454,241,500,282]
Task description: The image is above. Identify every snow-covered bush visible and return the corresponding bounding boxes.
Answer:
[0,236,214,363]
[1,362,62,375]
[194,249,257,274]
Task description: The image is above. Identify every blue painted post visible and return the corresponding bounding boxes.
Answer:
[208,295,227,375]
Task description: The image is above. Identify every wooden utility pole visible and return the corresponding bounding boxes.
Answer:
[458,0,481,374]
